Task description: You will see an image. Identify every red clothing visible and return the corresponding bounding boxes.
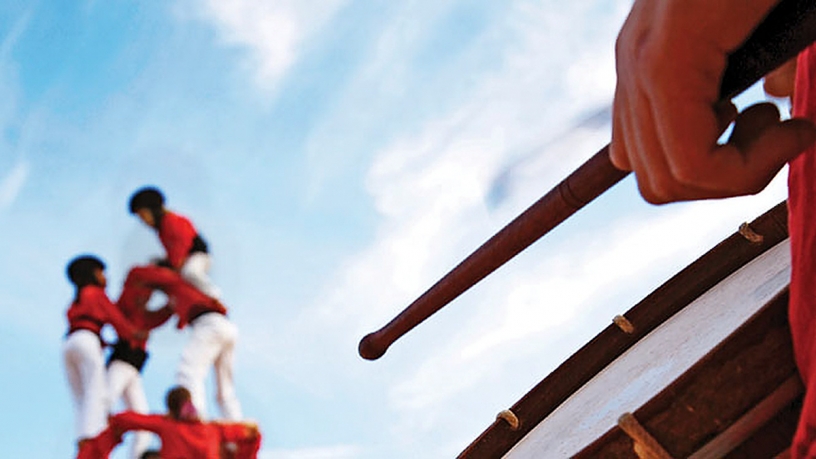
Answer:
[789,43,816,458]
[75,427,121,459]
[159,211,199,269]
[232,430,262,459]
[110,412,259,459]
[66,285,140,346]
[218,423,262,459]
[117,267,175,348]
[120,265,227,329]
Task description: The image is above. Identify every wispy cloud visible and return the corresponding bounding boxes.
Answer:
[0,9,30,59]
[255,0,641,453]
[0,12,30,212]
[161,0,790,455]
[182,0,349,92]
[1,1,793,458]
[0,160,29,210]
[279,0,790,454]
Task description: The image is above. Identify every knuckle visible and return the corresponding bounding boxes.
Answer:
[608,149,630,171]
[667,160,703,188]
[635,175,674,205]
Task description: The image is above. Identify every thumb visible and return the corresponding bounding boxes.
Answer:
[732,117,816,194]
[728,103,816,158]
[747,117,816,163]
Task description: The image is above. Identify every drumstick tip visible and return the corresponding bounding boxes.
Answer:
[359,332,388,360]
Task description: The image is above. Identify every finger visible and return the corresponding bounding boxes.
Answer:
[714,100,738,137]
[611,0,662,173]
[627,81,719,203]
[651,96,735,192]
[728,102,781,152]
[728,118,816,193]
[763,57,797,98]
[610,85,633,171]
[673,117,816,199]
[631,95,747,202]
[619,81,680,203]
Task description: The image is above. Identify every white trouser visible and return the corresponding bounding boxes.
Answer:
[107,360,153,459]
[175,312,242,420]
[181,252,221,299]
[62,330,108,440]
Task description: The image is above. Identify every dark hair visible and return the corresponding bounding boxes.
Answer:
[140,450,161,459]
[67,255,105,303]
[165,385,191,419]
[66,255,105,288]
[129,186,165,213]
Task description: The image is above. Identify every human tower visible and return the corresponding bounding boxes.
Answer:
[62,186,260,459]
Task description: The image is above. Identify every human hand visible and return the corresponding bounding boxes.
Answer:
[764,57,797,99]
[610,0,816,204]
[244,422,260,438]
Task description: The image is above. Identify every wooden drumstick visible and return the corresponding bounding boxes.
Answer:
[360,0,816,360]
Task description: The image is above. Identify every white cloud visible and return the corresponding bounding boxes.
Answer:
[261,0,641,448]
[185,0,348,92]
[200,0,786,455]
[0,9,29,59]
[0,160,28,209]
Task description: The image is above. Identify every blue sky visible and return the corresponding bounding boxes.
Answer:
[0,1,791,458]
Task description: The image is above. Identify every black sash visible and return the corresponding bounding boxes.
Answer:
[106,340,149,373]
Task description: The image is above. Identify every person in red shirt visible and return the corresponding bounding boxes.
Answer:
[62,255,146,454]
[109,386,260,459]
[118,263,242,420]
[75,387,260,459]
[128,188,243,420]
[128,186,221,299]
[107,265,175,459]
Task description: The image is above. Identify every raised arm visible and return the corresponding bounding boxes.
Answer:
[109,412,167,435]
[89,287,146,345]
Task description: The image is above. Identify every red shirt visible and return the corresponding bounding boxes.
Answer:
[158,211,199,269]
[788,43,816,458]
[75,427,121,459]
[121,265,227,329]
[110,412,258,459]
[229,429,262,459]
[117,267,175,348]
[75,417,261,459]
[66,285,140,346]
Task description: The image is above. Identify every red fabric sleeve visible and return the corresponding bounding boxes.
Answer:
[76,427,121,459]
[159,212,197,269]
[217,422,253,442]
[110,412,168,435]
[119,264,224,328]
[234,433,262,459]
[119,266,178,330]
[87,287,141,344]
[216,423,262,459]
[141,304,174,330]
[117,268,157,321]
[788,43,816,459]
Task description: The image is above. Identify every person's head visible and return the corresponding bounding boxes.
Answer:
[165,386,199,421]
[67,255,106,290]
[129,186,165,228]
[140,450,161,459]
